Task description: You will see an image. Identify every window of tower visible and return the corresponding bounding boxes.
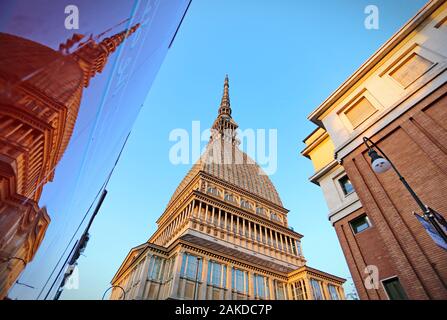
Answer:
[241,199,251,209]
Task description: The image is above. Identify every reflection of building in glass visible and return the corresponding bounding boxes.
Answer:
[0,25,139,299]
[302,0,447,300]
[110,76,345,300]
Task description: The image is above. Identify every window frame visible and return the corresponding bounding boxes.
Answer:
[338,174,355,197]
[380,43,437,90]
[339,93,378,130]
[180,253,202,281]
[327,284,339,300]
[381,276,409,300]
[232,268,248,294]
[349,214,372,235]
[310,278,324,300]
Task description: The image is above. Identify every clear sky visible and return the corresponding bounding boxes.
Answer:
[7,0,427,300]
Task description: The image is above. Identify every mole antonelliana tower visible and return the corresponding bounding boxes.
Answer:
[111,76,345,300]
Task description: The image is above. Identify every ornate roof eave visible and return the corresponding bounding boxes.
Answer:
[157,167,289,226]
[155,178,296,243]
[287,265,346,285]
[111,241,167,284]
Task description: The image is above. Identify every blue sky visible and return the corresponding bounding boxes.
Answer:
[6,0,427,299]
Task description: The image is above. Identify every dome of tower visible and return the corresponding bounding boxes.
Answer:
[167,75,283,208]
[167,144,283,207]
[0,32,84,107]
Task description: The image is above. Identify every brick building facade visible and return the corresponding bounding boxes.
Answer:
[302,0,447,299]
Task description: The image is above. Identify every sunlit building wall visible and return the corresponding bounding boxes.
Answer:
[302,0,447,300]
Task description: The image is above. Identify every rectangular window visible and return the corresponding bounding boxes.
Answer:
[344,97,376,128]
[207,261,226,288]
[293,281,305,300]
[296,240,302,256]
[390,53,433,88]
[310,279,324,300]
[291,240,297,255]
[232,268,247,294]
[328,284,339,300]
[275,281,286,300]
[254,274,266,298]
[383,277,408,300]
[350,214,371,234]
[180,253,202,280]
[167,255,176,279]
[148,256,164,281]
[339,175,354,196]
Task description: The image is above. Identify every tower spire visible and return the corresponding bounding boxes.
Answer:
[211,75,239,143]
[218,74,231,116]
[70,23,140,87]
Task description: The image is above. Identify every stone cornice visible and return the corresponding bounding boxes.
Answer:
[307,0,445,126]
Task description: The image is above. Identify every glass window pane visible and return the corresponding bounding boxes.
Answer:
[339,175,354,195]
[212,262,221,286]
[350,215,371,234]
[383,278,408,300]
[311,279,323,300]
[328,284,339,300]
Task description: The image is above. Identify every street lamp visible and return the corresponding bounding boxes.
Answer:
[363,136,447,246]
[102,285,126,300]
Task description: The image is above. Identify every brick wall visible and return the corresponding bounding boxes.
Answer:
[338,83,447,299]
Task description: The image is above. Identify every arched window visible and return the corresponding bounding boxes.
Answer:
[241,199,251,209]
[207,186,220,197]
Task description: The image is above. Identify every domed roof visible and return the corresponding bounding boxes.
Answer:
[0,33,84,107]
[167,75,283,208]
[167,143,283,207]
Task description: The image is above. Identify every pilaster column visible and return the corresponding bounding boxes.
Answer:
[247,271,254,299]
[268,277,274,299]
[304,278,313,300]
[264,227,269,254]
[225,264,232,300]
[135,253,151,299]
[338,285,345,300]
[224,211,228,230]
[199,257,209,300]
[287,283,294,300]
[236,216,239,236]
[197,201,202,219]
[169,251,184,299]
